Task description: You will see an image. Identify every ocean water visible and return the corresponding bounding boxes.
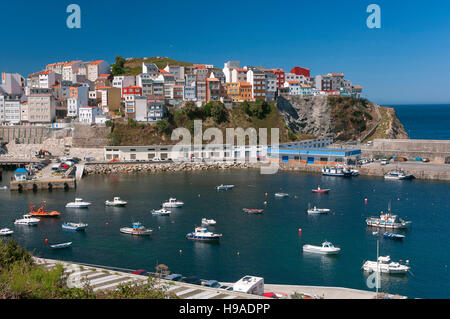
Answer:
[0,169,449,299]
[392,104,450,140]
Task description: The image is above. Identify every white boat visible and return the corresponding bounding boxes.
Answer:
[307,206,330,215]
[0,186,8,190]
[105,197,127,207]
[151,208,171,216]
[162,197,184,208]
[216,184,234,191]
[274,192,289,198]
[62,222,88,231]
[366,211,411,229]
[362,256,410,274]
[303,242,341,255]
[120,222,153,236]
[14,214,40,226]
[201,218,217,226]
[0,228,14,236]
[65,198,92,208]
[384,170,414,180]
[186,226,222,241]
[322,166,352,177]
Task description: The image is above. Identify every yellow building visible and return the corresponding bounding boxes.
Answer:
[226,82,253,102]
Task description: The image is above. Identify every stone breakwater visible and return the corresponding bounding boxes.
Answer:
[84,162,259,175]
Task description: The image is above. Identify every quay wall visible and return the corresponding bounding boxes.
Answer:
[10,179,76,191]
[83,161,450,182]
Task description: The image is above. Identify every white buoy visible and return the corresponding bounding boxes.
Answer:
[179,250,182,254]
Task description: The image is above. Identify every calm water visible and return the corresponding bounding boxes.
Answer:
[0,169,449,298]
[392,104,450,140]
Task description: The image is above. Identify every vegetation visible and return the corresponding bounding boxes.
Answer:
[107,100,306,146]
[0,239,177,299]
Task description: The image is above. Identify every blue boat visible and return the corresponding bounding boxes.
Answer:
[383,232,405,240]
[216,184,234,191]
[50,242,72,249]
[62,222,88,231]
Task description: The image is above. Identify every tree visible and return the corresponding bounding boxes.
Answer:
[111,56,126,75]
[156,119,171,136]
[210,101,228,124]
[182,101,200,120]
[241,101,251,116]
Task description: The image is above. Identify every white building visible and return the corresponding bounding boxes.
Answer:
[285,72,309,85]
[67,85,88,117]
[78,106,103,124]
[1,72,25,95]
[222,60,240,83]
[231,68,247,83]
[39,71,56,89]
[284,81,301,95]
[112,75,136,95]
[86,60,110,82]
[142,62,159,78]
[62,61,82,82]
[163,65,185,81]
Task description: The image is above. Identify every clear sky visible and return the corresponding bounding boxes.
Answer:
[1,0,449,105]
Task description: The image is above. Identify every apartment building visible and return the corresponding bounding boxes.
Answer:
[223,60,240,83]
[206,78,221,102]
[87,60,110,82]
[96,86,121,113]
[67,85,88,117]
[231,68,247,83]
[62,61,82,81]
[1,72,25,95]
[113,75,136,94]
[79,106,103,124]
[27,93,56,123]
[246,68,266,100]
[164,65,185,81]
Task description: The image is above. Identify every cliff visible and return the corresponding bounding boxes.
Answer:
[276,95,408,142]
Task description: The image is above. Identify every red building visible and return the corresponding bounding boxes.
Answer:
[290,66,310,78]
[122,86,142,98]
[270,69,285,88]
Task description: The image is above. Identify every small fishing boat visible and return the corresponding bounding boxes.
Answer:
[62,222,88,231]
[383,232,405,240]
[50,242,72,249]
[65,198,91,208]
[105,197,127,207]
[186,226,222,242]
[216,184,234,191]
[151,208,171,216]
[201,218,216,226]
[312,186,330,194]
[242,208,264,214]
[162,198,184,208]
[14,214,40,226]
[0,228,14,236]
[307,206,330,215]
[274,192,289,198]
[303,242,341,255]
[28,203,61,217]
[366,205,411,229]
[362,256,410,275]
[120,222,153,236]
[384,170,414,180]
[350,169,360,176]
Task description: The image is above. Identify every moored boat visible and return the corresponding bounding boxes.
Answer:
[312,186,330,193]
[50,242,72,249]
[62,222,88,231]
[14,214,40,226]
[120,222,153,236]
[307,206,330,215]
[151,208,171,216]
[366,211,411,229]
[384,170,414,180]
[242,208,264,214]
[105,197,127,207]
[383,232,405,240]
[201,218,216,226]
[216,184,234,191]
[65,198,91,208]
[362,256,410,274]
[303,242,341,255]
[0,228,14,236]
[28,203,61,217]
[322,166,352,177]
[162,198,184,208]
[186,226,222,242]
[274,192,289,198]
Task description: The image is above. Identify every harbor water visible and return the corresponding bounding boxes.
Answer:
[0,169,449,298]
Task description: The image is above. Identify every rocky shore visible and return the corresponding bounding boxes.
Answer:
[84,161,258,175]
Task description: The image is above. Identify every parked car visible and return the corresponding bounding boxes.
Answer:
[181,276,202,285]
[152,157,161,162]
[380,159,389,165]
[164,274,183,281]
[422,158,430,162]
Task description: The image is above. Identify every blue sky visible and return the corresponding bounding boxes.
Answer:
[1,0,449,105]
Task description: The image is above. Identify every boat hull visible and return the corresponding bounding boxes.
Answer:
[62,225,87,231]
[65,203,91,208]
[366,220,410,229]
[303,245,340,255]
[120,228,152,236]
[186,234,221,242]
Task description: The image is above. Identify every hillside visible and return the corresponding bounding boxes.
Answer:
[107,101,313,146]
[276,95,408,142]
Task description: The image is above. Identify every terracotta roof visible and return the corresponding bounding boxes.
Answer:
[352,85,362,89]
[89,60,104,65]
[96,86,111,90]
[287,81,299,84]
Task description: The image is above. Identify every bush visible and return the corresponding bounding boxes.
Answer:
[156,119,171,136]
[0,239,33,269]
[210,102,228,124]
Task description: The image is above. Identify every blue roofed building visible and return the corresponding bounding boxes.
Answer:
[267,147,361,165]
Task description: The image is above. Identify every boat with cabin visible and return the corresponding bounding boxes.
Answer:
[243,208,264,214]
[366,207,411,229]
[322,166,352,177]
[216,184,234,191]
[384,170,414,180]
[151,208,171,216]
[162,198,184,208]
[65,198,92,208]
[274,192,289,198]
[362,256,410,274]
[120,222,153,236]
[0,228,14,236]
[201,218,217,226]
[14,214,40,226]
[62,222,88,231]
[186,226,222,242]
[312,186,330,194]
[105,197,127,207]
[307,205,330,215]
[303,242,341,255]
[28,203,61,217]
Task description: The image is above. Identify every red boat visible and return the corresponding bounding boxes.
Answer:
[28,202,61,217]
[243,208,264,214]
[312,186,330,194]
